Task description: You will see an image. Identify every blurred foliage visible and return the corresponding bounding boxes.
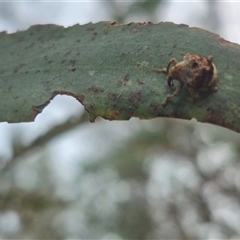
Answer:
[0,2,62,31]
[104,0,163,23]
[1,117,240,239]
[1,1,240,240]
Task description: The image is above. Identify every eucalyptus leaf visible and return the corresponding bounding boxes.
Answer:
[0,21,239,133]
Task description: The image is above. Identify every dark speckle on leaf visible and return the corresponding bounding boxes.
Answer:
[150,102,161,113]
[117,74,130,87]
[128,90,142,102]
[88,86,104,94]
[76,95,85,103]
[108,93,121,101]
[110,21,118,26]
[137,79,145,85]
[69,60,76,65]
[64,51,71,56]
[25,43,35,49]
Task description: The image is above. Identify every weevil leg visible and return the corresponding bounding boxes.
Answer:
[152,68,167,74]
[153,58,178,74]
[166,58,178,73]
[207,55,213,61]
[162,82,184,106]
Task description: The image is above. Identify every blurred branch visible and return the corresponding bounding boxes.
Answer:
[168,200,191,240]
[205,1,222,32]
[0,188,67,212]
[0,111,89,174]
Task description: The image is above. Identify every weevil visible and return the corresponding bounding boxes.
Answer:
[153,54,218,106]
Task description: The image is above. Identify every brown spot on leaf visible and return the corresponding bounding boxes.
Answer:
[25,43,35,49]
[69,59,76,65]
[76,94,85,103]
[38,37,45,44]
[65,51,71,56]
[137,79,145,85]
[69,59,76,71]
[88,86,104,94]
[204,111,238,132]
[101,109,122,121]
[137,22,153,28]
[128,90,142,102]
[150,102,161,112]
[124,74,129,81]
[110,21,118,26]
[13,63,27,74]
[107,92,121,101]
[172,110,188,120]
[217,37,232,47]
[117,74,130,87]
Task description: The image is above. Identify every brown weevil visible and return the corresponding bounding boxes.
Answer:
[153,54,218,106]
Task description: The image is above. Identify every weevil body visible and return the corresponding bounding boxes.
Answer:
[154,54,218,106]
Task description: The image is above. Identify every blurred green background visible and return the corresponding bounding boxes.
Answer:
[1,1,240,239]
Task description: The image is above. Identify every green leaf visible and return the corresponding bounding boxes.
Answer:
[0,21,240,133]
